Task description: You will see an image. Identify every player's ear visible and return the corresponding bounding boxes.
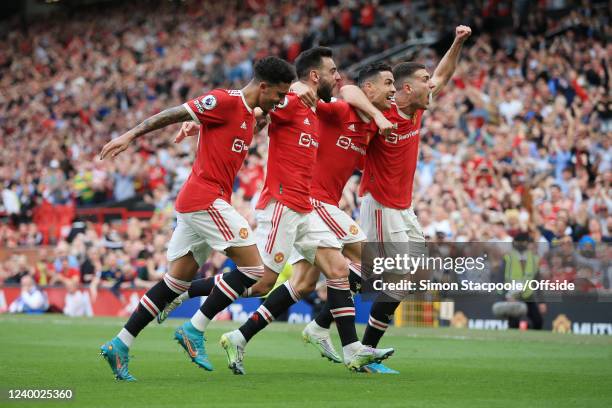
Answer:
[309,70,319,84]
[259,81,269,92]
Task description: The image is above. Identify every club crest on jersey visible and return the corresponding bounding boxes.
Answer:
[239,228,249,239]
[385,134,399,144]
[298,132,317,148]
[336,136,351,150]
[202,95,217,110]
[349,225,359,235]
[274,252,285,263]
[231,138,248,153]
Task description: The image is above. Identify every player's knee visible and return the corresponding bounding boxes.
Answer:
[293,280,316,298]
[252,279,275,297]
[326,263,349,280]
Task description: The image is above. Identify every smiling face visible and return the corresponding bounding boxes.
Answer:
[258,81,291,112]
[363,70,396,110]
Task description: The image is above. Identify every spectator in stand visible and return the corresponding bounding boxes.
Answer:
[8,275,48,314]
[2,255,30,284]
[33,248,55,286]
[89,251,125,301]
[63,279,93,317]
[2,182,21,227]
[0,0,609,295]
[51,256,81,286]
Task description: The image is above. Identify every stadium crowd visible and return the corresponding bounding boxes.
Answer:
[0,0,610,296]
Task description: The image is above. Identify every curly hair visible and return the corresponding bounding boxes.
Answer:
[254,56,296,85]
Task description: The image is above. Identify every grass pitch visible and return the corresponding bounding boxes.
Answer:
[1,314,611,408]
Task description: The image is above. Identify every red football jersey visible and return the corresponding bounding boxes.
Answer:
[175,89,254,213]
[256,93,318,213]
[311,99,376,205]
[359,103,424,209]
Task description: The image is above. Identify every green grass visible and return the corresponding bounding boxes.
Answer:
[1,315,611,408]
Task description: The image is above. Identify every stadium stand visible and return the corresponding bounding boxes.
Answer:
[0,0,610,298]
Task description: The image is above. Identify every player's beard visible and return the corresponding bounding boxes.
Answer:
[317,80,334,103]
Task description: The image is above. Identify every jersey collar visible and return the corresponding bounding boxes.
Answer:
[395,103,414,120]
[238,90,253,114]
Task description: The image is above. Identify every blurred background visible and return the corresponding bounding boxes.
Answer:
[0,0,610,331]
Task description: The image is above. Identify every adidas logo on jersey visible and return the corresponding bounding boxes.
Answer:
[240,122,247,130]
[303,118,310,125]
[347,124,356,132]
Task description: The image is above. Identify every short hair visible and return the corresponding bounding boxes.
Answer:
[357,62,393,87]
[514,232,532,242]
[392,62,426,84]
[254,56,296,85]
[295,47,334,80]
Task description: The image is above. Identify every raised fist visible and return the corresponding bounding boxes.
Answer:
[456,25,472,41]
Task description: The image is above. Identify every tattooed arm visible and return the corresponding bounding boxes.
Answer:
[100,105,192,159]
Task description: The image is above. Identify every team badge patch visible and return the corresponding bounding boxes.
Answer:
[349,225,359,235]
[239,228,249,239]
[274,252,285,263]
[202,95,217,110]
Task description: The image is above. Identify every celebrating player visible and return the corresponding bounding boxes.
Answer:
[98,56,295,381]
[283,63,397,365]
[327,25,473,373]
[165,48,396,374]
[233,62,397,365]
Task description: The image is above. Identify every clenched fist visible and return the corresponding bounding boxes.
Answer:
[455,25,472,42]
[174,121,199,143]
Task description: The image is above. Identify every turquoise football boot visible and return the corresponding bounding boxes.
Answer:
[359,362,400,374]
[100,338,136,381]
[174,321,213,371]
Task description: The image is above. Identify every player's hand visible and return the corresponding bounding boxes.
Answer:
[174,121,199,143]
[99,133,133,160]
[290,82,317,108]
[255,113,271,133]
[455,25,472,42]
[374,113,396,137]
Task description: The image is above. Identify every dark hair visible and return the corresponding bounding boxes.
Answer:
[392,62,426,84]
[357,62,393,87]
[514,232,532,243]
[295,47,333,80]
[254,56,296,85]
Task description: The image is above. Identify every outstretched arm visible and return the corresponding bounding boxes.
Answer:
[339,85,395,136]
[100,105,192,159]
[431,25,472,97]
